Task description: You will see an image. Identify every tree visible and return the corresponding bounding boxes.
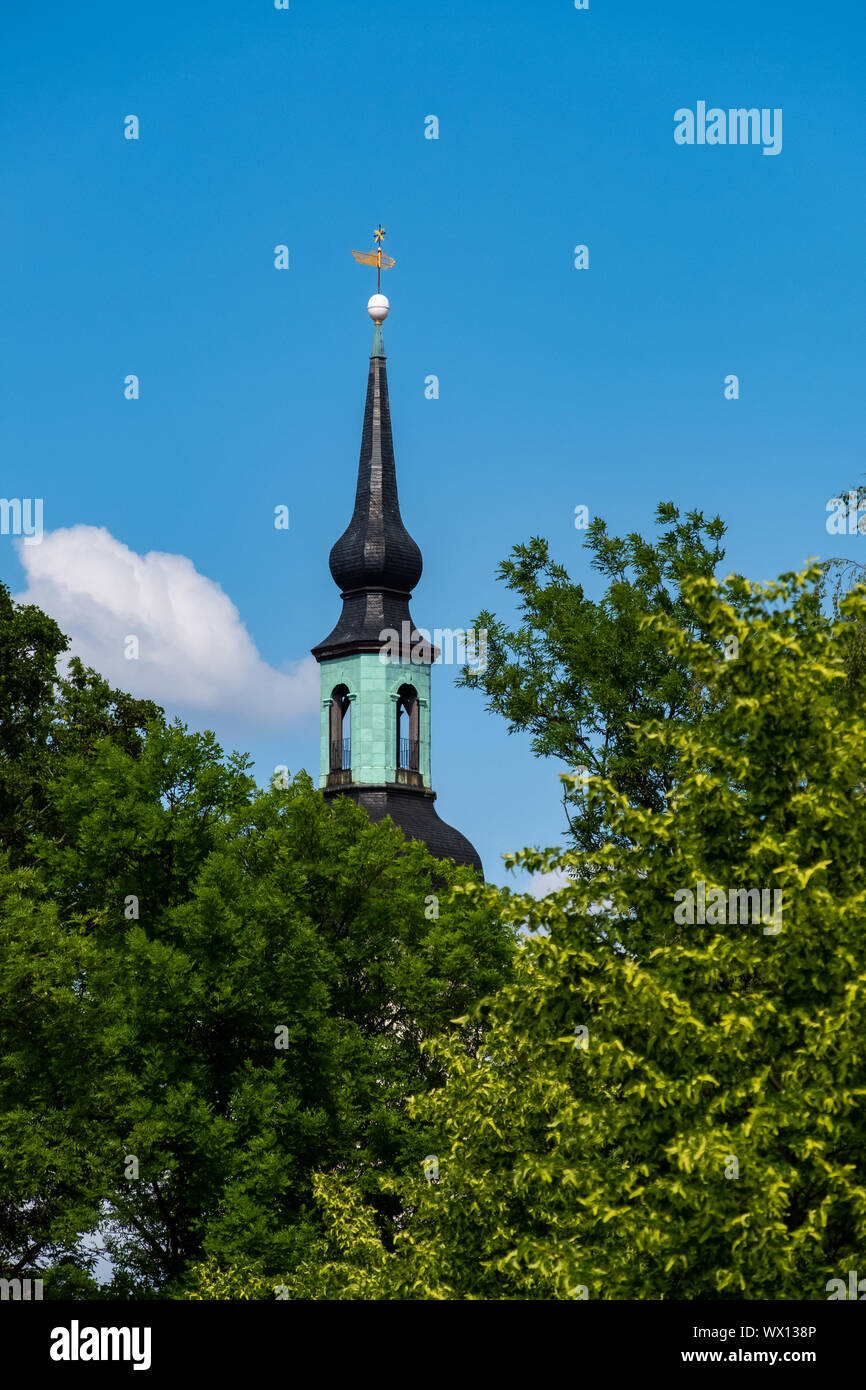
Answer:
[458,504,727,857]
[238,565,866,1300]
[0,584,67,860]
[0,579,161,867]
[0,858,104,1278]
[74,753,512,1292]
[0,579,163,1281]
[0,581,514,1293]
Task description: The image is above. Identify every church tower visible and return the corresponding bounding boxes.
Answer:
[311,254,482,875]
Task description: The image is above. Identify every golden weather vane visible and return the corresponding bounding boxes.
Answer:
[351,224,395,294]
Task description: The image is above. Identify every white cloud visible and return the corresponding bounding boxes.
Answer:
[14,525,318,725]
[524,868,574,899]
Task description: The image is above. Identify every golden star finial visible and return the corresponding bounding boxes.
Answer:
[351,226,396,293]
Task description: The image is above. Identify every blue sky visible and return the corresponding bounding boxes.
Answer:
[1,0,864,884]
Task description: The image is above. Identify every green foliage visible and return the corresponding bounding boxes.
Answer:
[256,566,866,1300]
[10,545,865,1303]
[458,504,726,856]
[0,579,161,867]
[0,859,105,1274]
[0,585,67,859]
[185,1175,389,1300]
[0,582,513,1293]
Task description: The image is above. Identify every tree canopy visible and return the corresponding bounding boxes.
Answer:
[190,564,866,1300]
[5,526,865,1303]
[0,580,512,1295]
[458,503,727,857]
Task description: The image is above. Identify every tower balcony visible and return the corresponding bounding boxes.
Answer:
[327,737,353,787]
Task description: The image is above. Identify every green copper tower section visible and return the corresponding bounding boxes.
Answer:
[318,653,431,789]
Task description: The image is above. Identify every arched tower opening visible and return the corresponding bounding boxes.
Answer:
[328,684,352,786]
[396,682,420,779]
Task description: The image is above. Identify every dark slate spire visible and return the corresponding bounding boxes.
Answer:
[329,325,422,594]
[312,325,425,660]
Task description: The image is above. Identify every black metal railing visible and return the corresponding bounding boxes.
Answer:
[330,738,351,772]
[397,738,419,771]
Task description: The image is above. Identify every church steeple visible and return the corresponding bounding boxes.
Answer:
[311,310,424,661]
[311,246,482,876]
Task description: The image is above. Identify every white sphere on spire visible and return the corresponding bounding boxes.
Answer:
[367,293,390,323]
